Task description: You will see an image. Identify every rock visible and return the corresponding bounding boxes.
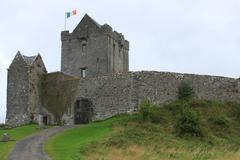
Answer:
[2,133,10,142]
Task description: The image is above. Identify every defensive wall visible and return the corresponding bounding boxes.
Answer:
[42,71,240,125]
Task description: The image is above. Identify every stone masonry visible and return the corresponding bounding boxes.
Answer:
[61,14,129,78]
[6,14,240,126]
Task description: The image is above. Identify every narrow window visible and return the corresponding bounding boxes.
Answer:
[80,68,86,78]
[112,44,115,72]
[113,44,115,55]
[119,46,123,57]
[97,58,99,73]
[82,44,86,56]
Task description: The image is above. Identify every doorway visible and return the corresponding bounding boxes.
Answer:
[74,98,93,124]
[43,116,48,125]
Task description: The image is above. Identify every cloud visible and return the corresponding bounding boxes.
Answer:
[1,0,240,122]
[0,50,8,123]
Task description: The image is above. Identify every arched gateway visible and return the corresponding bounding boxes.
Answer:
[74,98,94,124]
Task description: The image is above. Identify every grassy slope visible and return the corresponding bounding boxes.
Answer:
[46,100,240,160]
[44,117,125,160]
[0,124,39,160]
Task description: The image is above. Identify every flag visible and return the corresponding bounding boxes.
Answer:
[66,9,77,18]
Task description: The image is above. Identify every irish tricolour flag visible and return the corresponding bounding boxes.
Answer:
[64,9,77,30]
[65,9,77,18]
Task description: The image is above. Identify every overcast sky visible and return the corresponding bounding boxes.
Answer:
[1,0,240,123]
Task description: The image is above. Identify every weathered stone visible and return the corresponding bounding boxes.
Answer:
[6,52,47,126]
[2,133,10,142]
[6,14,240,126]
[61,14,129,78]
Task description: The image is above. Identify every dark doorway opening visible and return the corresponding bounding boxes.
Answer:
[74,98,93,124]
[43,116,48,125]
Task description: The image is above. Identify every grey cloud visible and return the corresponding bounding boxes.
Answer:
[1,0,240,122]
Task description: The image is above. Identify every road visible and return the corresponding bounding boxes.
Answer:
[8,126,67,160]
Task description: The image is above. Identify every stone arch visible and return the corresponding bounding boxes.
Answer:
[74,98,94,124]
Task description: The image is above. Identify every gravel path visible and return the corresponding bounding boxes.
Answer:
[8,126,68,160]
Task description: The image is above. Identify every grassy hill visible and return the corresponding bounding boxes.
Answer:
[45,99,240,160]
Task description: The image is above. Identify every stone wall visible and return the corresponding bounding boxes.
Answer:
[76,73,134,121]
[132,71,240,106]
[61,14,129,78]
[61,29,109,77]
[28,56,47,121]
[40,71,240,124]
[73,71,240,122]
[6,53,48,126]
[40,71,240,125]
[6,54,30,126]
[41,72,79,124]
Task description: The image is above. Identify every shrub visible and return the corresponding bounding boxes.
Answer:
[189,99,210,108]
[0,124,12,130]
[139,99,165,123]
[209,115,229,127]
[149,108,164,124]
[175,107,202,137]
[139,99,153,121]
[166,100,191,115]
[232,103,240,121]
[178,81,194,100]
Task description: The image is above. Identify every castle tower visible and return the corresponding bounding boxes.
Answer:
[6,51,47,126]
[61,14,129,78]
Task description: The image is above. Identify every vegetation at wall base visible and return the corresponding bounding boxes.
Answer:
[45,99,240,160]
[0,124,39,160]
[178,81,194,100]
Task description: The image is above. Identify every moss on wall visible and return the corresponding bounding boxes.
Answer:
[41,72,79,121]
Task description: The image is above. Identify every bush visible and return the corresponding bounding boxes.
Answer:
[209,115,229,127]
[189,99,210,108]
[232,103,240,121]
[166,100,193,117]
[139,99,153,121]
[175,107,202,137]
[0,124,12,130]
[149,108,164,124]
[139,99,165,123]
[178,81,194,100]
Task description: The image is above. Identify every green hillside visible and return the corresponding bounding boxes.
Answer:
[45,99,240,160]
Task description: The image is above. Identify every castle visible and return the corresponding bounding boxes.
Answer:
[6,14,240,126]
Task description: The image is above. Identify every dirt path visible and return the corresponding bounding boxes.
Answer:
[8,126,68,160]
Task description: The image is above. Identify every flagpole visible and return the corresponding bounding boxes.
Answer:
[64,13,66,30]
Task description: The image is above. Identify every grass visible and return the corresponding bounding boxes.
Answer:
[0,124,39,160]
[44,116,127,160]
[45,99,240,160]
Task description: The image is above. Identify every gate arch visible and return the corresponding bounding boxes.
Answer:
[74,98,94,124]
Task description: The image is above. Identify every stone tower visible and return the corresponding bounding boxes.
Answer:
[61,14,129,77]
[6,51,47,126]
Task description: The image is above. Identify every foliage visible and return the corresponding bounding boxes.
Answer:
[175,107,202,137]
[166,100,190,114]
[232,103,240,121]
[45,100,240,160]
[138,99,166,124]
[139,99,153,121]
[208,115,229,127]
[149,107,165,124]
[0,124,12,130]
[41,73,79,121]
[178,81,194,100]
